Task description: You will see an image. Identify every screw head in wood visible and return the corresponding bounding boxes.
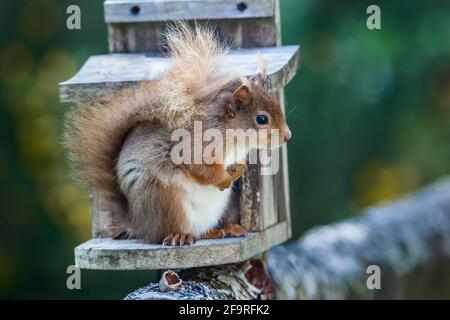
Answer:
[237,2,248,12]
[130,5,140,15]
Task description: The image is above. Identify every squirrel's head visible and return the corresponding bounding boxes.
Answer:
[222,74,292,149]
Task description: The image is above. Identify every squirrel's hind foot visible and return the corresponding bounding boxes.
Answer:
[162,233,196,246]
[202,224,248,239]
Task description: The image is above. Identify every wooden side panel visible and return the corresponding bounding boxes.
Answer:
[260,168,278,229]
[90,188,114,238]
[273,91,292,237]
[239,160,261,231]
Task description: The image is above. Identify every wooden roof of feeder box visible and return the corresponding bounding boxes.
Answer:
[59,46,299,103]
[59,0,300,270]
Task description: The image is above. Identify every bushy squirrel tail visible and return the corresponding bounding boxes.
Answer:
[64,22,239,220]
[157,21,238,128]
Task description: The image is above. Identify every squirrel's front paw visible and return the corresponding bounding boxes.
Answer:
[162,233,196,246]
[217,175,232,191]
[228,163,248,181]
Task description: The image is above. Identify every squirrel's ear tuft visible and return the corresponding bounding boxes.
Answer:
[232,84,252,105]
[249,73,268,90]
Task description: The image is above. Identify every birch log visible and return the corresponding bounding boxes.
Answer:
[126,176,450,300]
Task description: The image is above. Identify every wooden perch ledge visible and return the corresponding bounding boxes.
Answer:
[125,176,450,299]
[59,45,299,103]
[75,221,288,270]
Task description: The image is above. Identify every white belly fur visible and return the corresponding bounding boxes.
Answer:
[181,180,231,236]
[181,145,248,236]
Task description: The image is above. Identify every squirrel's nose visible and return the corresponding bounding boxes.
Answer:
[282,128,292,142]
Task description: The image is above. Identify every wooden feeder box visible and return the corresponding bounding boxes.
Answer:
[59,0,300,270]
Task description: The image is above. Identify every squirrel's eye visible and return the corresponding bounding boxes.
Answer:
[256,114,268,125]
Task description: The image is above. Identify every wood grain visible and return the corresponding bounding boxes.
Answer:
[59,45,299,103]
[104,0,275,23]
[75,220,287,270]
[108,18,279,53]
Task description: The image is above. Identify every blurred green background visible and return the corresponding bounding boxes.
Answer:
[0,0,449,299]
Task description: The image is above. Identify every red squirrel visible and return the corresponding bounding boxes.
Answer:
[64,23,291,245]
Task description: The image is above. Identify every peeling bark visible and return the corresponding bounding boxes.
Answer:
[126,177,450,300]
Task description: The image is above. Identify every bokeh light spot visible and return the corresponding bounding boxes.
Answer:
[19,0,59,43]
[0,42,34,86]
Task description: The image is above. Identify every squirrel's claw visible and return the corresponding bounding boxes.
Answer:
[202,229,226,239]
[162,233,196,246]
[111,227,129,240]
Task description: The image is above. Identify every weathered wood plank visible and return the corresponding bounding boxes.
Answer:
[90,188,109,238]
[106,0,281,53]
[274,90,292,238]
[104,0,275,23]
[239,160,261,231]
[74,221,287,270]
[240,149,279,231]
[259,171,278,229]
[59,45,299,103]
[108,18,278,53]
